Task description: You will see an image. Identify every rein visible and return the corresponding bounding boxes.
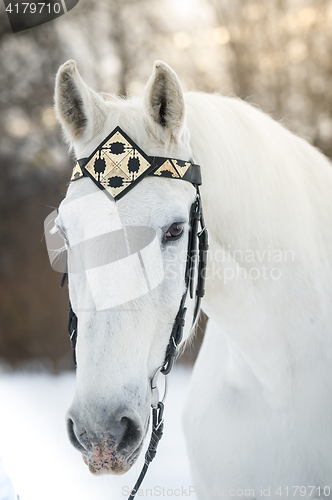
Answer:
[59,127,208,499]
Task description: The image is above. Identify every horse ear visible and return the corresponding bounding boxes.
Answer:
[144,61,185,141]
[54,60,104,144]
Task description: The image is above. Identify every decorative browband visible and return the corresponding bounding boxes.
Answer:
[70,126,201,201]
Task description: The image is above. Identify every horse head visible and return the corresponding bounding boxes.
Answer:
[54,60,198,475]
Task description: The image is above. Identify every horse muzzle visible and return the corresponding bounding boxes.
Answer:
[66,407,147,474]
[82,437,144,475]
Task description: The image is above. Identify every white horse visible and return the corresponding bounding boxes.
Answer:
[54,60,332,499]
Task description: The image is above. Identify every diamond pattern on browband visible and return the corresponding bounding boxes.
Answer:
[70,126,201,200]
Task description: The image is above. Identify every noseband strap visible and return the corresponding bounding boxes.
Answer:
[59,126,208,499]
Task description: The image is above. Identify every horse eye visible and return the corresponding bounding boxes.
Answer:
[165,223,184,241]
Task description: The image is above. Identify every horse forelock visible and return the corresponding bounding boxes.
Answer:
[72,95,192,164]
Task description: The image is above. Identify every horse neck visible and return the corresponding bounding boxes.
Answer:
[185,92,332,395]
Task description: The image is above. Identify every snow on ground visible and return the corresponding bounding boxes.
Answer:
[0,366,197,500]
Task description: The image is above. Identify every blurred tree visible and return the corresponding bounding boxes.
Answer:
[0,10,72,370]
[56,0,168,96]
[207,0,332,157]
[0,0,331,370]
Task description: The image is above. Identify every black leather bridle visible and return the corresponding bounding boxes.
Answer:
[59,127,209,499]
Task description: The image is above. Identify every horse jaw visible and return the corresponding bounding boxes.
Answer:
[54,60,197,473]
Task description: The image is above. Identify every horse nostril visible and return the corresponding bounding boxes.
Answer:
[118,416,142,452]
[67,417,88,454]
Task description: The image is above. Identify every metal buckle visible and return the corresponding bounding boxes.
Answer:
[151,367,168,409]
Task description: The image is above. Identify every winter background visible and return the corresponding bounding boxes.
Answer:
[0,367,197,500]
[1,0,332,499]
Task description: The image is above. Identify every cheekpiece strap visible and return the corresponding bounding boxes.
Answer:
[70,126,201,201]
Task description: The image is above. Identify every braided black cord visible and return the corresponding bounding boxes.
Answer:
[67,302,77,366]
[128,403,164,500]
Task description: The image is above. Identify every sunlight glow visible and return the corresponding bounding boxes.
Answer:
[213,26,230,45]
[168,0,201,19]
[243,2,266,21]
[5,117,31,137]
[297,7,318,27]
[42,107,58,128]
[173,31,192,49]
[282,7,318,33]
[287,40,308,63]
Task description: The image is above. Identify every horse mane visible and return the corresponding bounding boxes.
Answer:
[184,91,332,275]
